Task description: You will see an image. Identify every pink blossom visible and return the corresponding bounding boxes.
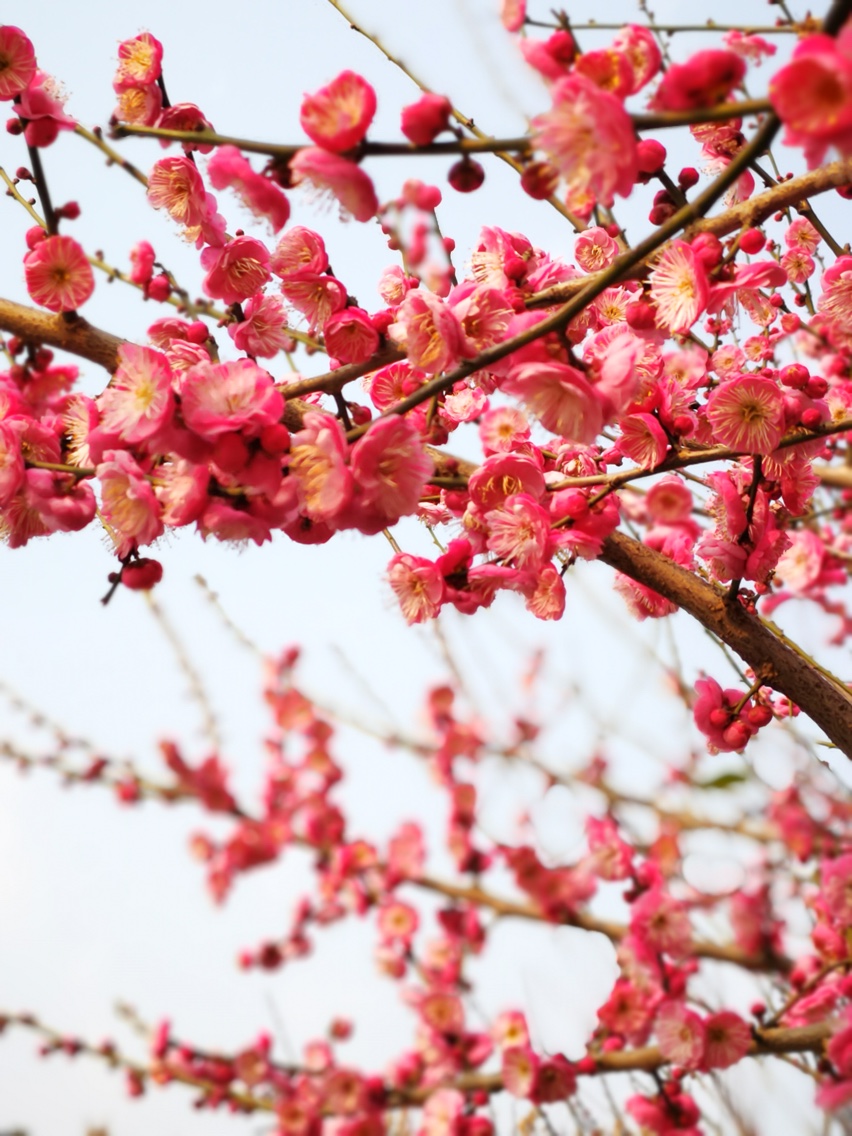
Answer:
[97,449,164,557]
[387,553,444,624]
[705,375,785,453]
[288,411,353,524]
[323,308,380,365]
[532,73,637,208]
[648,241,709,334]
[290,148,378,222]
[147,156,225,246]
[180,359,284,441]
[502,361,605,443]
[201,236,271,305]
[281,275,348,331]
[523,563,566,621]
[586,815,633,880]
[0,26,36,100]
[401,93,452,146]
[113,32,163,90]
[300,70,376,153]
[155,460,209,527]
[574,49,634,97]
[773,530,825,593]
[198,500,271,546]
[519,32,577,83]
[612,25,662,93]
[155,103,216,153]
[128,240,156,287]
[502,1046,540,1099]
[0,421,25,505]
[630,887,691,956]
[228,293,293,358]
[387,289,465,375]
[651,49,745,111]
[206,145,290,232]
[270,226,328,278]
[821,855,852,928]
[613,574,678,621]
[478,407,530,454]
[15,71,76,147]
[500,0,526,33]
[369,362,426,411]
[485,493,551,570]
[23,469,96,533]
[618,413,669,469]
[702,1011,751,1070]
[770,30,852,166]
[468,453,545,511]
[646,477,693,524]
[98,344,174,445]
[655,1001,706,1070]
[574,226,619,273]
[24,234,94,313]
[349,415,433,526]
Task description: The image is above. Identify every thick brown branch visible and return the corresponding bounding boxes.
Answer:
[0,298,123,373]
[599,531,852,757]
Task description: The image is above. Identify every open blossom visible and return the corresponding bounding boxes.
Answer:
[200,236,271,304]
[574,226,619,273]
[770,27,852,166]
[485,493,551,570]
[289,148,378,222]
[280,275,348,331]
[228,293,293,358]
[501,361,605,443]
[180,360,284,441]
[0,26,37,99]
[98,344,174,444]
[655,1002,706,1070]
[323,307,379,365]
[300,70,376,152]
[206,145,290,232]
[113,32,162,89]
[15,70,76,146]
[24,235,94,312]
[612,24,662,93]
[147,156,224,245]
[349,415,433,525]
[155,102,216,153]
[648,240,709,334]
[532,72,637,208]
[270,226,328,278]
[387,288,465,374]
[387,553,444,624]
[705,375,785,453]
[703,1011,751,1070]
[97,450,164,557]
[288,411,353,524]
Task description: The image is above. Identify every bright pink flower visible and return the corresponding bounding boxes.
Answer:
[113,32,163,90]
[0,27,36,99]
[630,887,691,956]
[468,453,545,511]
[502,1046,540,1099]
[15,70,76,146]
[288,411,353,524]
[98,344,174,444]
[115,84,163,128]
[323,308,379,365]
[617,413,669,470]
[502,361,605,443]
[387,553,444,624]
[97,449,164,557]
[147,156,225,246]
[723,29,776,65]
[24,468,96,533]
[627,1091,700,1134]
[485,493,551,570]
[369,362,426,411]
[388,288,465,375]
[280,275,348,331]
[128,240,156,287]
[705,375,785,453]
[198,500,271,546]
[155,103,216,153]
[206,145,290,232]
[646,477,693,524]
[612,24,662,93]
[651,49,745,111]
[270,226,328,278]
[574,49,634,97]
[614,574,679,621]
[349,415,433,525]
[519,32,577,83]
[290,148,378,222]
[702,1011,751,1070]
[200,236,271,305]
[401,93,452,146]
[180,359,284,441]
[532,73,637,208]
[155,460,209,527]
[648,241,709,334]
[574,226,619,273]
[656,1002,706,1070]
[228,294,293,358]
[300,70,376,152]
[523,562,566,621]
[770,30,852,166]
[24,235,94,312]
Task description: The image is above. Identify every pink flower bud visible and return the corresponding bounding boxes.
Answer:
[400,93,452,146]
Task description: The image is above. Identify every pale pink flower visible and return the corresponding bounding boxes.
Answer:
[781,249,815,284]
[703,1011,751,1070]
[785,217,821,253]
[630,887,691,955]
[201,236,271,305]
[288,411,353,524]
[300,70,376,152]
[502,1046,540,1099]
[574,226,619,273]
[478,406,530,454]
[387,288,465,375]
[206,145,290,232]
[613,574,678,620]
[147,156,224,245]
[705,375,785,453]
[656,1001,706,1070]
[180,359,284,441]
[420,1089,465,1136]
[349,415,433,526]
[323,308,379,365]
[611,24,662,93]
[97,449,164,557]
[113,32,163,90]
[532,73,637,207]
[228,293,293,358]
[441,385,487,424]
[198,500,271,546]
[155,460,209,527]
[387,553,444,624]
[270,226,328,278]
[723,30,776,65]
[485,493,551,570]
[0,421,24,504]
[523,563,566,621]
[500,0,526,32]
[155,102,216,153]
[770,29,852,165]
[24,235,94,312]
[586,815,633,880]
[98,344,174,444]
[618,413,669,469]
[502,361,605,443]
[280,274,347,331]
[289,148,378,222]
[646,477,693,524]
[449,283,514,354]
[16,70,76,147]
[0,26,37,100]
[648,240,709,334]
[773,530,825,593]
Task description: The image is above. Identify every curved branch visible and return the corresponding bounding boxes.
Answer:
[599,531,852,757]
